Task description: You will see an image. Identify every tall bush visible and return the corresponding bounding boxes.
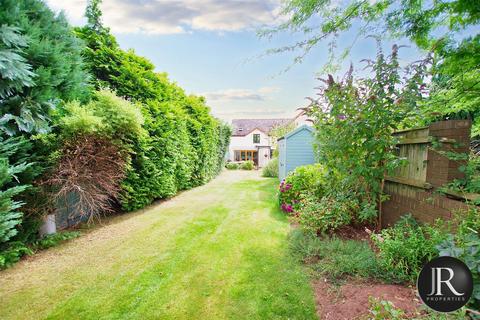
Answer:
[0,0,90,136]
[75,1,231,211]
[0,138,30,245]
[44,135,127,223]
[307,47,428,227]
[262,158,278,177]
[0,0,90,266]
[0,136,35,268]
[120,100,193,210]
[51,91,144,218]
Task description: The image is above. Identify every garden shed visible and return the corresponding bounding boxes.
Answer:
[278,125,315,181]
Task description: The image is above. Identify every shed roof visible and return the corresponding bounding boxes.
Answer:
[277,125,314,141]
[231,118,292,136]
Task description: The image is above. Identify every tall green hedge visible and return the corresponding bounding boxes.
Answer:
[0,0,91,266]
[75,1,231,211]
[118,90,231,211]
[0,0,90,136]
[0,0,231,268]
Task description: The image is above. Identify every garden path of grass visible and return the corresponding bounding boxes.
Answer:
[0,171,317,320]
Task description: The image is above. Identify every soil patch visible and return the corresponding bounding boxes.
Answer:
[313,278,419,319]
[332,225,373,241]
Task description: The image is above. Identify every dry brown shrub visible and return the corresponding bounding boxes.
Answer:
[44,135,127,223]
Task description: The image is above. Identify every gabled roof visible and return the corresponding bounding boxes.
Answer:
[277,125,314,141]
[232,118,292,136]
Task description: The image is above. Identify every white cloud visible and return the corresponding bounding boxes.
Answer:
[202,86,281,102]
[203,89,265,101]
[46,0,280,35]
[212,108,292,121]
[47,0,86,25]
[258,86,280,94]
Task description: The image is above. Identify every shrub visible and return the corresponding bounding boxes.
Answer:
[436,208,480,310]
[262,158,278,177]
[60,101,105,137]
[56,91,144,216]
[0,137,33,263]
[298,191,358,235]
[305,47,429,229]
[0,154,29,245]
[240,160,254,170]
[60,91,144,143]
[373,210,480,309]
[367,298,405,320]
[0,241,32,269]
[44,135,127,224]
[0,0,90,136]
[372,215,448,283]
[32,231,80,250]
[278,164,326,214]
[225,162,239,170]
[289,229,380,282]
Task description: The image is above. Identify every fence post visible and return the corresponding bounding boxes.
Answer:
[426,120,472,188]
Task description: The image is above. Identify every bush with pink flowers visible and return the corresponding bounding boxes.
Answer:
[278,164,327,215]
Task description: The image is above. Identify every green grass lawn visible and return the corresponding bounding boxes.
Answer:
[0,171,317,320]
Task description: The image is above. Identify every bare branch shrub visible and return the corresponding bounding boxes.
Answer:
[44,135,127,224]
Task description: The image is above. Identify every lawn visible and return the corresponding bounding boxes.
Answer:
[0,171,317,320]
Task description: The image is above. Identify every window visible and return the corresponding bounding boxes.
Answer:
[253,134,260,143]
[234,150,257,162]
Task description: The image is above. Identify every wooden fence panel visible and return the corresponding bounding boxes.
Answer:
[382,120,474,226]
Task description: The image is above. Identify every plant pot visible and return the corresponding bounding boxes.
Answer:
[39,214,57,237]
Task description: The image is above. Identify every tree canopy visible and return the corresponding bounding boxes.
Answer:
[262,0,480,63]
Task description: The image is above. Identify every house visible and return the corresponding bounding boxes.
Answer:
[228,118,291,168]
[278,125,315,181]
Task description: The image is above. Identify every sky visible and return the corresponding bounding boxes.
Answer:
[46,0,425,122]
